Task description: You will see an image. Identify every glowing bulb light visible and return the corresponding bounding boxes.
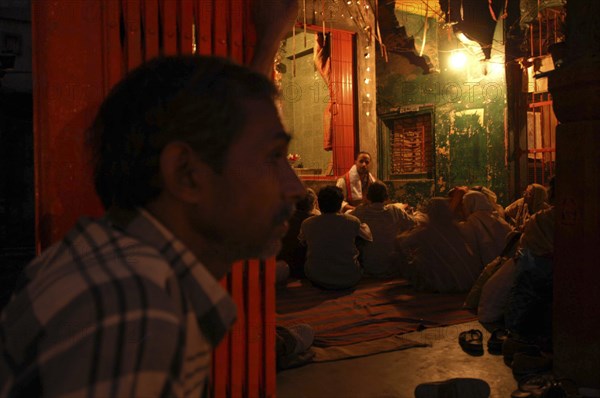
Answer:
[449,51,467,69]
[487,60,504,76]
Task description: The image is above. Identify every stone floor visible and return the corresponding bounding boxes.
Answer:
[277,320,518,398]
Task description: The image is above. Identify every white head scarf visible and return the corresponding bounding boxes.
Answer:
[462,191,494,217]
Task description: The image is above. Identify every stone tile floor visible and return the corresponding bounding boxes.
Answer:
[277,320,518,398]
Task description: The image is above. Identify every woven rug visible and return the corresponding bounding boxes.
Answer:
[277,278,477,362]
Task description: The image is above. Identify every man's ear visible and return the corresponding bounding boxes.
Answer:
[159,141,213,204]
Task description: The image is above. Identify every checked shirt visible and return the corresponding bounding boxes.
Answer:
[0,208,236,397]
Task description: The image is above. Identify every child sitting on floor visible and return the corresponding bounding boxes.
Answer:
[277,188,320,279]
[299,185,372,290]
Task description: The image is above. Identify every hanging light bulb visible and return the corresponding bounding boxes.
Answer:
[364,78,370,84]
[449,51,468,69]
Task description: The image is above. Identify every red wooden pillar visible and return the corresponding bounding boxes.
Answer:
[330,31,357,176]
[32,0,105,252]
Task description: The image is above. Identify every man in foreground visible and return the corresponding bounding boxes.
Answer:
[0,15,304,398]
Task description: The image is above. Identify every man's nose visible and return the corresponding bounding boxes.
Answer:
[282,164,305,202]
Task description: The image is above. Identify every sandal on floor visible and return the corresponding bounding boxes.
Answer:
[415,378,490,398]
[488,328,510,355]
[459,329,484,356]
[513,374,575,398]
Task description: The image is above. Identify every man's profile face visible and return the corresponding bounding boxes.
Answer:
[196,99,305,260]
[355,153,371,176]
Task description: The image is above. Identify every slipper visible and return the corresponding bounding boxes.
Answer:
[515,374,573,398]
[488,328,510,355]
[510,389,532,398]
[415,378,490,398]
[459,329,484,356]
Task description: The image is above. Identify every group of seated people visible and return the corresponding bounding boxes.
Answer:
[276,176,556,343]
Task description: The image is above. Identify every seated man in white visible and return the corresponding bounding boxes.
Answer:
[336,151,376,212]
[351,181,415,277]
[299,185,372,290]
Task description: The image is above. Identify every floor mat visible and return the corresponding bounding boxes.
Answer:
[312,334,427,362]
[277,278,476,362]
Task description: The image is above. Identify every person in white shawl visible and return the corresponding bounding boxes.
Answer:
[460,190,514,267]
[336,152,376,211]
[505,183,550,230]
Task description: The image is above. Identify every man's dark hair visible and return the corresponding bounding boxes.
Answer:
[366,180,388,203]
[89,55,278,210]
[296,188,317,212]
[356,151,371,160]
[317,186,343,213]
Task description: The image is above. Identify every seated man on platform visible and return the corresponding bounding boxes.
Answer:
[336,151,376,212]
[300,186,372,290]
[350,181,415,278]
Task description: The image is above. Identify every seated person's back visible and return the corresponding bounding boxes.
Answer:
[460,190,514,267]
[396,198,481,292]
[277,188,319,278]
[350,181,414,277]
[300,186,372,289]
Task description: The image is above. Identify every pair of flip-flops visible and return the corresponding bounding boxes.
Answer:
[459,328,509,356]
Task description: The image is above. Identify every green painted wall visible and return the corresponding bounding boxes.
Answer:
[280,32,332,172]
[376,11,509,206]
